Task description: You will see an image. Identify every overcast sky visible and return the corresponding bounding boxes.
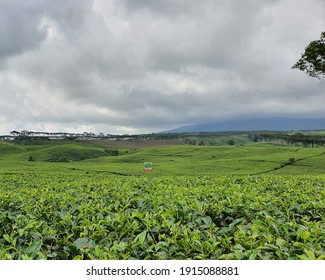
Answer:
[0,0,324,134]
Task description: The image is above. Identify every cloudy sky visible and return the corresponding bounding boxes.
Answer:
[0,0,324,134]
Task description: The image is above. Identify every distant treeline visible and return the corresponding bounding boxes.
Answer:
[3,130,325,148]
[111,131,325,147]
[249,132,325,147]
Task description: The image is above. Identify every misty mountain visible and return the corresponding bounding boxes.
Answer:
[163,118,325,133]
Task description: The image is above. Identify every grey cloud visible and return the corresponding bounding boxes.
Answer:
[121,0,200,16]
[0,0,91,67]
[0,1,45,64]
[0,0,324,134]
[118,0,280,75]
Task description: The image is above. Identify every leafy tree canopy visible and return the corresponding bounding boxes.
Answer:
[292,31,325,79]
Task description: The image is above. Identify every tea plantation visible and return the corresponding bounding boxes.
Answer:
[0,173,324,260]
[0,143,324,259]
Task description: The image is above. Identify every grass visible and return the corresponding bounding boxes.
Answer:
[1,141,325,176]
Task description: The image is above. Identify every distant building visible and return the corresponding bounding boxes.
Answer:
[10,130,20,136]
[20,130,31,136]
[7,130,110,140]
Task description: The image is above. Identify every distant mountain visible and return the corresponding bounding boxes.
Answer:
[162,118,325,133]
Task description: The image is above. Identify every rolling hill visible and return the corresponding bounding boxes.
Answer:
[1,141,325,176]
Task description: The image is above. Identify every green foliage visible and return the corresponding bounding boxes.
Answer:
[44,144,109,162]
[0,173,324,260]
[1,139,325,260]
[28,156,36,162]
[104,149,119,156]
[13,136,51,145]
[292,31,325,79]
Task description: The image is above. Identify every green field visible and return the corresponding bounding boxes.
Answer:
[0,141,324,259]
[1,141,325,175]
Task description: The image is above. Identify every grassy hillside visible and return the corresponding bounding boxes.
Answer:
[0,143,115,162]
[1,142,325,175]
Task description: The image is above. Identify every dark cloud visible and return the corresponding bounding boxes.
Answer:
[0,1,44,66]
[0,0,91,67]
